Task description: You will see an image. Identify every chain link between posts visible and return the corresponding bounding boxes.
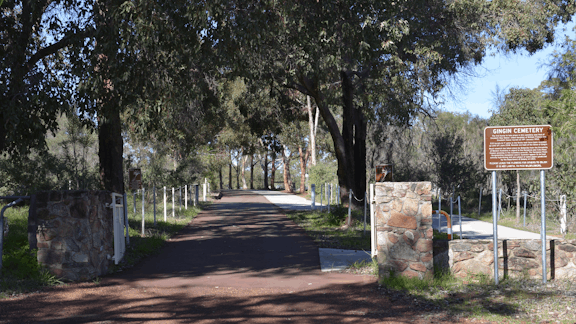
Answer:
[349,189,365,202]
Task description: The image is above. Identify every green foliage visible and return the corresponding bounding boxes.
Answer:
[308,162,337,195]
[380,267,458,292]
[1,206,62,297]
[0,113,100,195]
[2,246,40,279]
[432,229,461,240]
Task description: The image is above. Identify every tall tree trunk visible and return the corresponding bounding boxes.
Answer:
[250,154,255,189]
[307,95,318,166]
[298,144,309,194]
[98,107,124,193]
[228,151,232,190]
[299,71,365,207]
[241,155,248,189]
[270,150,277,190]
[262,151,269,190]
[219,165,223,190]
[235,154,240,189]
[282,145,293,193]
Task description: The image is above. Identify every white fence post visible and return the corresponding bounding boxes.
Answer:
[347,190,352,226]
[561,195,567,234]
[311,184,316,210]
[327,184,331,213]
[112,193,126,264]
[163,186,167,222]
[141,188,145,236]
[123,193,130,245]
[172,187,175,217]
[185,185,188,210]
[370,184,376,257]
[478,187,483,216]
[203,182,207,202]
[458,196,462,239]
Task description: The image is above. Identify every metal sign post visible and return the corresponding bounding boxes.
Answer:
[540,170,547,283]
[485,125,553,284]
[492,171,499,285]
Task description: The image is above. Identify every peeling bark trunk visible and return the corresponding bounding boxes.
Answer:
[228,151,232,190]
[250,154,255,189]
[262,152,269,190]
[282,145,293,193]
[219,165,223,190]
[298,144,309,194]
[235,154,240,189]
[241,155,248,189]
[270,150,277,190]
[307,96,318,166]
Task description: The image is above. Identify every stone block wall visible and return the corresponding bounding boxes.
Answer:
[374,182,433,279]
[35,190,114,281]
[446,239,576,280]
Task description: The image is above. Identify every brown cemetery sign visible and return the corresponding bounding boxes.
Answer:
[484,125,553,170]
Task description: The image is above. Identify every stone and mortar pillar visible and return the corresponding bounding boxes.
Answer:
[374,182,433,279]
[35,190,114,281]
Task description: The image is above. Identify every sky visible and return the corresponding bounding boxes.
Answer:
[443,23,575,119]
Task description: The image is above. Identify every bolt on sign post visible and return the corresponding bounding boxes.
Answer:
[484,125,553,284]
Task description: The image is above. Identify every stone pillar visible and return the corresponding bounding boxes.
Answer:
[374,182,433,279]
[35,190,114,281]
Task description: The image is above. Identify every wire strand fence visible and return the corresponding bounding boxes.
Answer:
[310,183,370,235]
[127,183,210,238]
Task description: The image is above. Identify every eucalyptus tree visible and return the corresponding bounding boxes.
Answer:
[541,35,576,228]
[2,1,220,194]
[1,0,92,155]
[74,1,221,193]
[210,0,574,205]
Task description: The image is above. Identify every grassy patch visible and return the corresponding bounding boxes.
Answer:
[0,204,63,298]
[347,256,379,275]
[378,269,576,323]
[286,205,370,250]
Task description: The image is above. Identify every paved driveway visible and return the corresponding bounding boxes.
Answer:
[1,190,464,323]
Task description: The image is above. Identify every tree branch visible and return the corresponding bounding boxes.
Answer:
[24,28,93,73]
